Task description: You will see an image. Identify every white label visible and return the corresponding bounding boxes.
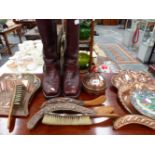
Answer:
[74,20,79,25]
[92,79,100,85]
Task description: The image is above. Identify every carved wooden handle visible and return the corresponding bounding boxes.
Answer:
[7,82,16,131]
[84,95,106,106]
[92,106,119,118]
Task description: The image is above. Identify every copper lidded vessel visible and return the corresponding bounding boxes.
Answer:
[82,73,106,95]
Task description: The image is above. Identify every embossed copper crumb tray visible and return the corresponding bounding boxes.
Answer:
[118,83,155,114]
[111,70,154,89]
[0,74,41,117]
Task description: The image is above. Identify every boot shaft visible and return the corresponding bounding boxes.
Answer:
[36,19,59,64]
[37,19,80,67]
[65,19,80,65]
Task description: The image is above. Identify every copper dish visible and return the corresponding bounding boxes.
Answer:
[82,73,106,95]
[118,82,155,114]
[0,74,41,116]
[111,70,154,89]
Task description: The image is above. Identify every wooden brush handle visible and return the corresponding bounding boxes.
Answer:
[93,106,114,115]
[7,105,14,130]
[7,82,16,130]
[96,113,119,118]
[83,95,106,106]
[92,106,119,118]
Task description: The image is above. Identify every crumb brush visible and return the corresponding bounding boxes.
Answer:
[42,106,118,125]
[27,103,119,129]
[7,83,24,131]
[42,112,119,125]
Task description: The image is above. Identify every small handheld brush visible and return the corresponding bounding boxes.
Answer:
[7,83,24,131]
[27,103,119,129]
[42,112,119,125]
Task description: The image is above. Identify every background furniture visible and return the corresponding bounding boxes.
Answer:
[13,19,36,32]
[0,24,23,55]
[148,41,155,64]
[137,20,155,63]
[0,36,3,45]
[102,19,119,25]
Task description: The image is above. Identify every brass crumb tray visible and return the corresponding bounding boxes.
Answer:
[118,82,155,114]
[0,74,41,117]
[111,70,154,89]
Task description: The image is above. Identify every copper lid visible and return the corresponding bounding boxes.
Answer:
[82,73,106,95]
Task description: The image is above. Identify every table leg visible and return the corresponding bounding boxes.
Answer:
[148,41,155,64]
[0,36,4,46]
[3,33,12,55]
[17,28,22,43]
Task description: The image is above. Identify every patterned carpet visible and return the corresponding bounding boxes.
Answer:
[95,43,148,72]
[101,43,139,64]
[120,63,148,72]
[94,26,150,73]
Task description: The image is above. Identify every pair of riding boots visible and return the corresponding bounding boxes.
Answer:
[37,19,80,98]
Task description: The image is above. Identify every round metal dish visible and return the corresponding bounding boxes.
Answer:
[82,73,106,95]
[118,82,155,114]
[130,89,155,119]
[111,70,154,89]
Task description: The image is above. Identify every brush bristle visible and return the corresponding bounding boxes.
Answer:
[42,113,92,125]
[13,84,24,106]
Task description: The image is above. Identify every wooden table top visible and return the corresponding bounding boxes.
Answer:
[0,24,22,35]
[0,73,155,135]
[14,20,36,24]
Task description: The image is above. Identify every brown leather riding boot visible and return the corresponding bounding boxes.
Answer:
[63,19,81,98]
[36,19,61,98]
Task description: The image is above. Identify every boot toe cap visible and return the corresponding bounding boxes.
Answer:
[43,86,60,97]
[64,86,80,96]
